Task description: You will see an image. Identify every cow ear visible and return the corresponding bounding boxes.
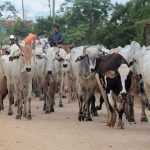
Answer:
[75,55,85,62]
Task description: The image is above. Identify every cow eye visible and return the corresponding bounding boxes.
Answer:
[21,54,24,57]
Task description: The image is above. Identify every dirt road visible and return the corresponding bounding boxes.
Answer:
[0,95,150,150]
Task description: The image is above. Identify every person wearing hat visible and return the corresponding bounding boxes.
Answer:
[48,25,64,46]
[9,35,16,46]
[8,34,20,55]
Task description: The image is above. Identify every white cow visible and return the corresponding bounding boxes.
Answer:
[70,45,103,121]
[127,41,150,122]
[10,43,33,119]
[0,43,21,115]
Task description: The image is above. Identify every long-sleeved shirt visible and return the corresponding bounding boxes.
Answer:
[50,32,64,44]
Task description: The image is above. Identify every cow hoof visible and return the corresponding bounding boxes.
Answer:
[107,113,116,127]
[26,114,32,120]
[141,117,148,122]
[81,116,85,121]
[0,106,3,111]
[35,93,40,97]
[11,99,14,105]
[117,120,125,129]
[96,105,102,110]
[78,116,82,121]
[15,102,18,107]
[59,103,63,107]
[23,113,27,118]
[91,111,98,117]
[16,114,21,119]
[78,113,82,121]
[128,117,135,122]
[45,110,50,114]
[8,111,13,115]
[86,115,92,121]
[62,95,66,98]
[43,105,46,111]
[40,97,43,101]
[50,107,54,112]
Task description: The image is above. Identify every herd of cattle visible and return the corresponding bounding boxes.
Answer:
[0,39,150,129]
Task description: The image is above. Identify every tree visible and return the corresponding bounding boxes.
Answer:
[0,1,18,20]
[34,16,53,36]
[58,0,112,45]
[8,19,34,39]
[32,0,150,47]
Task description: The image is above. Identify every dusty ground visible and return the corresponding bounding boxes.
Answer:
[0,95,150,150]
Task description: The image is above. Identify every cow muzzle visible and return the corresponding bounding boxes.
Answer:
[121,92,127,97]
[91,68,95,72]
[47,70,52,75]
[26,68,31,72]
[63,64,67,68]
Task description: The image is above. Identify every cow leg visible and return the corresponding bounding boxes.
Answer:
[59,73,64,107]
[126,95,135,122]
[107,92,116,127]
[124,96,129,121]
[50,99,55,112]
[141,94,148,122]
[84,94,92,121]
[16,82,23,119]
[117,109,125,129]
[96,95,104,111]
[43,99,46,111]
[144,83,150,108]
[23,89,27,118]
[62,82,66,98]
[107,108,116,127]
[95,74,110,124]
[16,98,22,119]
[0,96,3,111]
[78,95,85,121]
[90,95,98,116]
[26,84,32,120]
[45,95,51,114]
[50,92,55,113]
[43,87,47,111]
[117,100,125,129]
[72,88,77,102]
[129,95,135,122]
[25,97,32,120]
[2,97,4,110]
[8,84,14,115]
